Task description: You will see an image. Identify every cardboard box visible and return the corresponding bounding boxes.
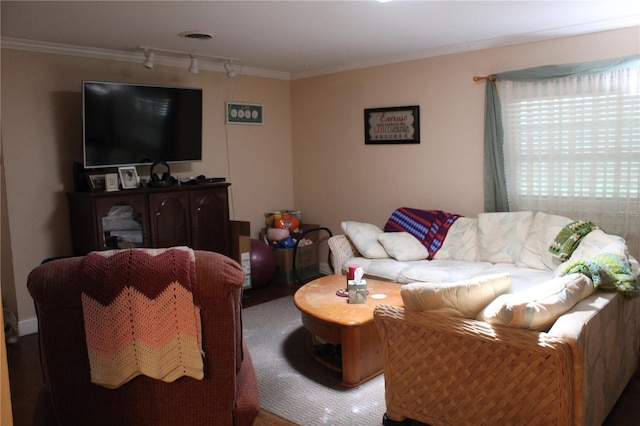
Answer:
[273,243,320,284]
[229,220,252,289]
[266,224,321,285]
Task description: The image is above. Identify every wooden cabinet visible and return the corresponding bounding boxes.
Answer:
[189,188,230,253]
[149,191,191,248]
[68,183,230,256]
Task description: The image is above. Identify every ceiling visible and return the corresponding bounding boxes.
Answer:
[2,1,639,79]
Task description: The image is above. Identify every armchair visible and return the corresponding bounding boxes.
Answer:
[27,249,259,426]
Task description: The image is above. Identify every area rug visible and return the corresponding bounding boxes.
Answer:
[242,296,386,425]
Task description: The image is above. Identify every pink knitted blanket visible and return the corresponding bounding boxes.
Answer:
[81,247,203,388]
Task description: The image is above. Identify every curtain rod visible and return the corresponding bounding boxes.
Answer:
[473,75,497,82]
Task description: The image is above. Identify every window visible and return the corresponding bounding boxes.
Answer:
[499,66,640,257]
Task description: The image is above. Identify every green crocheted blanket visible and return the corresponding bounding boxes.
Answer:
[549,220,599,261]
[560,253,640,298]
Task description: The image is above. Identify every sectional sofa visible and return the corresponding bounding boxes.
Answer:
[328,210,640,425]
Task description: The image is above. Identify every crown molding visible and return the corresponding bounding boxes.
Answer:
[3,15,638,82]
[0,37,291,80]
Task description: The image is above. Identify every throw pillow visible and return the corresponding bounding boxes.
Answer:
[378,232,429,262]
[516,212,573,271]
[478,211,534,264]
[400,273,513,319]
[567,229,629,262]
[341,221,388,259]
[477,273,595,331]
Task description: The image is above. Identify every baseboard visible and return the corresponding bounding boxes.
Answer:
[19,316,38,336]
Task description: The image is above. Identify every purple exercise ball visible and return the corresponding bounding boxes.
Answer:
[250,239,276,288]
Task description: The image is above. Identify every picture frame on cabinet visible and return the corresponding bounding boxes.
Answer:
[118,166,139,189]
[105,173,119,192]
[85,172,106,192]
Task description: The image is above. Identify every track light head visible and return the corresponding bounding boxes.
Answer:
[143,50,154,69]
[224,61,237,78]
[138,46,239,75]
[189,55,199,74]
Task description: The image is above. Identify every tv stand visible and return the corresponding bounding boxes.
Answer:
[67,182,231,256]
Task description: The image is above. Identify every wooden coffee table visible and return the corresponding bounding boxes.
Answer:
[293,274,403,387]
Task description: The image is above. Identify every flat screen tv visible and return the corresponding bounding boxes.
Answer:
[83,81,203,169]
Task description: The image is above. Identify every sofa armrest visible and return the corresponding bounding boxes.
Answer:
[327,234,359,275]
[373,305,573,425]
[548,292,640,426]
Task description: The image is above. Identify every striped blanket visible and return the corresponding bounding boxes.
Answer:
[384,207,461,259]
[81,247,204,388]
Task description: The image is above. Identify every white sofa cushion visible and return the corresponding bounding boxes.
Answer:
[398,260,494,284]
[478,211,533,264]
[401,273,513,318]
[517,212,573,271]
[378,232,429,262]
[343,257,410,282]
[567,229,629,261]
[433,217,479,261]
[480,263,555,293]
[478,273,595,331]
[341,221,389,259]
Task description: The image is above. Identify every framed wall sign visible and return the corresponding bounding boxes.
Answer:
[364,105,420,144]
[226,102,264,125]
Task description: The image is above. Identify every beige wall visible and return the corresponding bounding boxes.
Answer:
[291,27,640,251]
[1,49,293,330]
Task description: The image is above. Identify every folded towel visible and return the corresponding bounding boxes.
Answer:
[560,252,640,298]
[549,220,599,260]
[81,247,204,388]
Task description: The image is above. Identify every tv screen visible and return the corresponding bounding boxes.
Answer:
[83,81,202,168]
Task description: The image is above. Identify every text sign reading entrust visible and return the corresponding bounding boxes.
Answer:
[364,105,420,144]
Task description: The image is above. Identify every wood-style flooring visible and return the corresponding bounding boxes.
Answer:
[6,279,640,425]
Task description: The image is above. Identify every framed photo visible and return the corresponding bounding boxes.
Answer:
[118,166,139,189]
[105,173,119,192]
[226,102,263,125]
[364,105,420,145]
[85,172,106,192]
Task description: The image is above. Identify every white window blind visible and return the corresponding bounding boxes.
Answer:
[500,67,640,258]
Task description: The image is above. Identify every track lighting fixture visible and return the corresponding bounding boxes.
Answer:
[189,55,199,74]
[224,61,237,78]
[143,49,154,69]
[138,46,239,77]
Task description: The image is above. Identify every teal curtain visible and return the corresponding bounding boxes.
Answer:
[483,81,507,211]
[483,54,640,212]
